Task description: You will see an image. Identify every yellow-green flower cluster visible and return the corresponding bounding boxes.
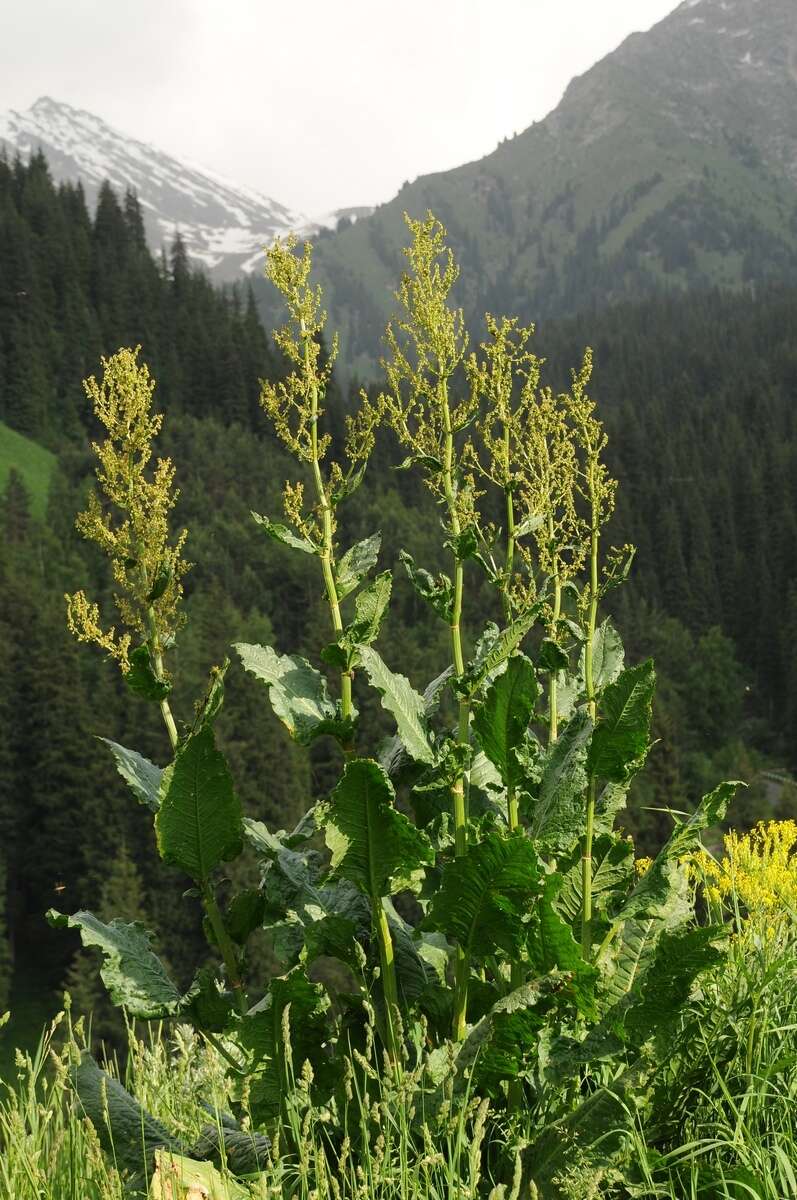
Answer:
[261,236,381,544]
[65,347,188,674]
[697,821,797,919]
[382,213,480,530]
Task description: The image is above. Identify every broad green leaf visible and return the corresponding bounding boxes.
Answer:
[524,1058,654,1198]
[613,781,740,927]
[156,726,242,881]
[530,709,593,854]
[472,653,538,790]
[336,532,381,599]
[359,646,436,764]
[383,898,449,1006]
[182,965,235,1033]
[224,889,266,945]
[555,833,635,934]
[538,639,569,673]
[322,758,433,897]
[238,968,331,1122]
[588,659,654,782]
[99,738,163,812]
[251,511,317,554]
[583,618,625,692]
[71,1052,186,1176]
[624,925,725,1044]
[125,644,171,702]
[150,1150,249,1199]
[47,911,185,1019]
[527,874,597,1018]
[425,832,543,962]
[380,666,454,781]
[246,817,369,970]
[463,604,542,696]
[235,642,337,744]
[399,549,453,622]
[324,571,392,669]
[464,981,554,1096]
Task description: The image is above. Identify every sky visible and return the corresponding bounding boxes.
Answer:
[0,0,680,216]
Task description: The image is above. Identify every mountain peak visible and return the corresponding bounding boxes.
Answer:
[0,97,372,280]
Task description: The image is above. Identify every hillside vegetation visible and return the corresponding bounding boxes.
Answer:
[254,0,797,377]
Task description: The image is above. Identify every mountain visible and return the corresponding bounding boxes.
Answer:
[0,97,371,280]
[258,0,797,377]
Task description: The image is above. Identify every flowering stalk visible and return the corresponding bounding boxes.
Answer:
[383,214,478,1041]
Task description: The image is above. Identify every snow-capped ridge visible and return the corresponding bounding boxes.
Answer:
[0,96,373,281]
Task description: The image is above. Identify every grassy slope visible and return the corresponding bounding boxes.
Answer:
[0,421,56,519]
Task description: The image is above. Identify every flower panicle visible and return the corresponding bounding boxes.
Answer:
[65,346,189,675]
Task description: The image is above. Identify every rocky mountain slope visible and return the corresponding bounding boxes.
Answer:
[256,0,797,377]
[0,97,370,280]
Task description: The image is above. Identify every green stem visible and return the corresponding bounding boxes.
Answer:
[304,327,353,729]
[366,780,400,1068]
[581,468,600,958]
[441,377,471,1042]
[202,884,247,1014]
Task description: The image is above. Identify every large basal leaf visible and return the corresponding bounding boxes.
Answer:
[472,653,538,791]
[336,532,381,599]
[359,646,436,764]
[71,1052,186,1176]
[99,738,163,812]
[156,726,243,882]
[235,642,339,745]
[238,968,331,1123]
[530,709,593,854]
[587,659,654,783]
[322,758,434,897]
[424,832,543,962]
[47,911,187,1019]
[251,510,317,554]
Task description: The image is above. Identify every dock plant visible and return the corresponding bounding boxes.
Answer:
[52,214,739,1198]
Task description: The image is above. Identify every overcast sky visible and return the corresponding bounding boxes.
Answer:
[1,0,679,215]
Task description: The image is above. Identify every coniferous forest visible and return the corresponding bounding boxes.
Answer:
[1,149,796,1033]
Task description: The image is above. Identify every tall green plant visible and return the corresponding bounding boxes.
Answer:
[53,220,737,1200]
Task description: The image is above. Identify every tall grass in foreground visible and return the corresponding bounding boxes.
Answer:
[4,828,797,1199]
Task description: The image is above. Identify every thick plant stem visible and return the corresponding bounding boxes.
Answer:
[548,518,562,746]
[202,884,247,1015]
[373,899,400,1071]
[581,473,600,958]
[304,329,353,727]
[441,378,471,1042]
[366,781,400,1068]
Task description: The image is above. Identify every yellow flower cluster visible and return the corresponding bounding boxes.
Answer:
[697,821,797,918]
